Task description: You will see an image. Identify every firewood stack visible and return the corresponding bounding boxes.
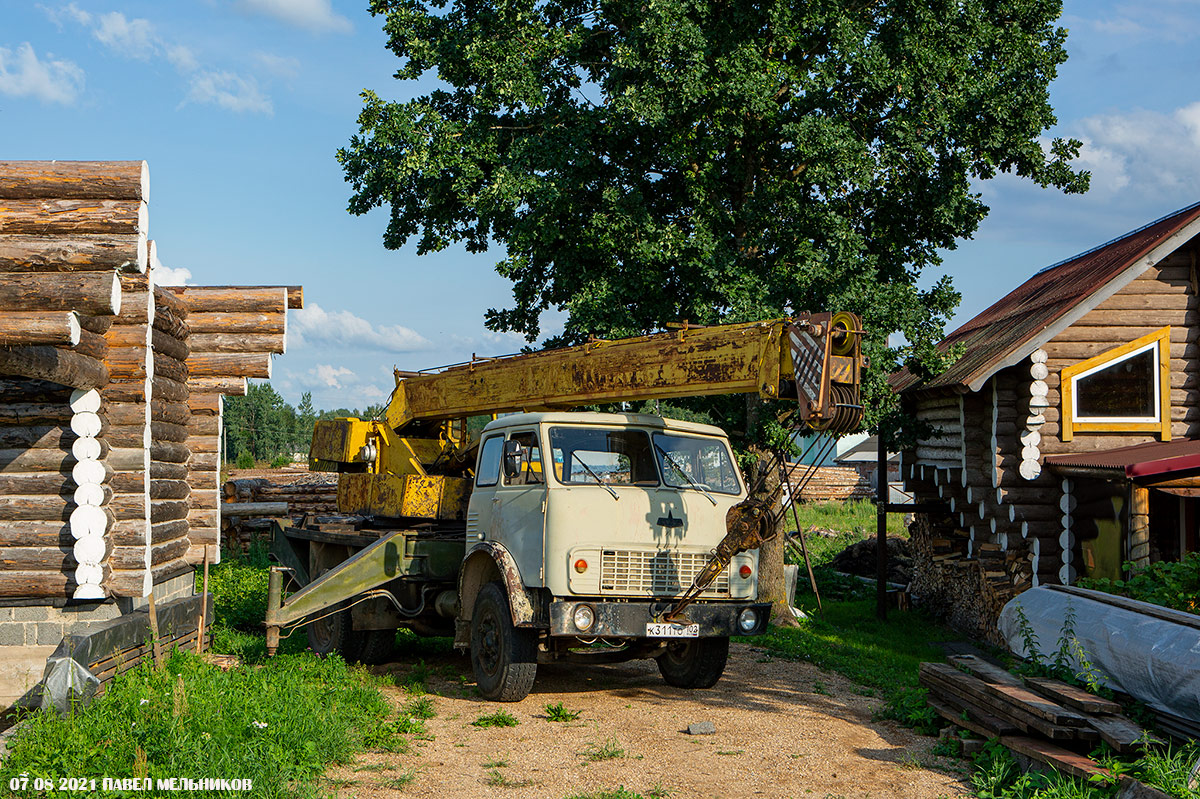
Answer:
[920,655,1161,780]
[0,160,301,601]
[221,475,339,551]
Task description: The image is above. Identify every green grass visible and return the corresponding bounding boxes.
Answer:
[786,499,907,540]
[581,739,626,761]
[472,710,519,728]
[0,649,396,799]
[384,769,417,789]
[566,788,662,799]
[544,701,583,722]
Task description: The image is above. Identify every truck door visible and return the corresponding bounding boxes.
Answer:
[468,433,505,544]
[492,429,547,587]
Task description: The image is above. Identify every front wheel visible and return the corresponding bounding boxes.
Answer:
[656,636,729,689]
[470,582,537,701]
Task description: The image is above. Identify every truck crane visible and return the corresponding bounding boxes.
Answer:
[265,313,864,701]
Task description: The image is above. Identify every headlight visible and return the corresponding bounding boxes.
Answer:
[737,608,758,633]
[573,604,596,632]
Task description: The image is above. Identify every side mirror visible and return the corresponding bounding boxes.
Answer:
[502,439,524,478]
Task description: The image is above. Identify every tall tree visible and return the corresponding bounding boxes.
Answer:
[340,0,1088,615]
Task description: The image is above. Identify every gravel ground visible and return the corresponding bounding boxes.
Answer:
[327,642,970,799]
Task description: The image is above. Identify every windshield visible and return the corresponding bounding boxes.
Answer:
[652,433,741,495]
[548,427,659,486]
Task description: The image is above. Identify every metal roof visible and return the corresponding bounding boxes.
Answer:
[892,202,1200,395]
[1044,439,1200,479]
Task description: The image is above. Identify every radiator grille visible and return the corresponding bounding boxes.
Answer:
[599,550,729,597]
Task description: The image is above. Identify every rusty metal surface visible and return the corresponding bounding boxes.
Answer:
[892,202,1200,395]
[1045,439,1200,477]
[456,541,538,638]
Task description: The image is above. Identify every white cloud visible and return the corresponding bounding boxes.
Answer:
[0,43,84,104]
[291,303,432,353]
[237,0,353,33]
[184,71,272,115]
[1068,101,1200,199]
[92,10,156,56]
[315,364,354,389]
[152,265,192,286]
[166,45,199,73]
[253,52,300,78]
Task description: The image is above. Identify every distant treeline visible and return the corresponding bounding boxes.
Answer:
[222,382,386,465]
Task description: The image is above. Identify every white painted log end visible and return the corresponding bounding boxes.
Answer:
[1021,445,1041,461]
[1018,459,1042,481]
[1030,362,1049,381]
[69,504,109,539]
[72,436,101,461]
[1030,349,1048,364]
[1059,530,1076,550]
[72,583,106,601]
[1030,380,1049,398]
[73,483,106,507]
[1020,429,1042,447]
[1058,564,1077,586]
[73,535,106,565]
[72,459,106,486]
[1059,493,1077,513]
[70,410,103,438]
[69,388,102,414]
[74,563,104,586]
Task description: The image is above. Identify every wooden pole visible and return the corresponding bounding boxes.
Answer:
[147,592,163,668]
[196,547,209,655]
[876,433,888,621]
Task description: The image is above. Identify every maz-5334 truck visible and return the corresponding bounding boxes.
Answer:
[265,315,864,701]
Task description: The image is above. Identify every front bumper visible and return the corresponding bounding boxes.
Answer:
[548,600,771,638]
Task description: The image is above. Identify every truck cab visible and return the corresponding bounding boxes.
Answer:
[455,412,769,700]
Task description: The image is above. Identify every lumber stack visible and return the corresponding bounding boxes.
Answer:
[221,474,337,550]
[920,655,1162,778]
[169,285,300,564]
[787,464,874,502]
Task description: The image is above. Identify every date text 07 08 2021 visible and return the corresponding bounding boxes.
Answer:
[7,775,253,793]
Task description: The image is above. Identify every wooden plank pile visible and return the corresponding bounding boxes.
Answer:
[787,464,873,502]
[0,160,301,600]
[920,655,1162,779]
[221,475,338,550]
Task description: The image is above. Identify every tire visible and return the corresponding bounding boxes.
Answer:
[656,636,730,689]
[470,582,537,701]
[357,629,396,665]
[307,607,364,661]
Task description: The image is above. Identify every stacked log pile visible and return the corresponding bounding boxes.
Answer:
[221,475,338,550]
[0,160,301,600]
[167,286,299,564]
[787,464,873,502]
[920,655,1162,780]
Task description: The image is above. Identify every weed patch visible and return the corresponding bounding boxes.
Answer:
[582,739,626,761]
[472,710,519,728]
[544,701,583,722]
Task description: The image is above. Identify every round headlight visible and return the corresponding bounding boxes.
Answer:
[737,608,758,633]
[573,604,596,632]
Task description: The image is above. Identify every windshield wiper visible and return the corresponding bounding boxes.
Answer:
[654,444,717,505]
[572,454,618,501]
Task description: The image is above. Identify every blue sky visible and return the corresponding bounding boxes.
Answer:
[3,1,1200,410]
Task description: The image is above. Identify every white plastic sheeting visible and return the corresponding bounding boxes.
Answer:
[998,586,1200,722]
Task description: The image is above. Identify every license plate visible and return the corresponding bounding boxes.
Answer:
[646,622,700,638]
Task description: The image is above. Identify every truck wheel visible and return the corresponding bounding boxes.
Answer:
[357,629,396,665]
[470,582,537,701]
[307,607,363,661]
[656,636,729,689]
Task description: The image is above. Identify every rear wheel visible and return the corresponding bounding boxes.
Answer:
[470,582,537,701]
[307,607,363,661]
[357,629,396,665]
[656,636,729,689]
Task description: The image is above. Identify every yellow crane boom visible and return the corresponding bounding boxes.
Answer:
[309,313,862,520]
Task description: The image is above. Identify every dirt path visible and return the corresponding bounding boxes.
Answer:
[329,643,970,799]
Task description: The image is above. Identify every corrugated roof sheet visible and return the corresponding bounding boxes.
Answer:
[1044,440,1200,479]
[892,201,1200,395]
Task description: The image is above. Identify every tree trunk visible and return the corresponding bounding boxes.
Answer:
[745,395,798,627]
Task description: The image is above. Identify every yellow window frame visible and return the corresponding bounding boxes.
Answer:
[1060,326,1171,442]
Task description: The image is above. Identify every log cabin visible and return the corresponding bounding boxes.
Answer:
[892,201,1200,640]
[0,161,299,705]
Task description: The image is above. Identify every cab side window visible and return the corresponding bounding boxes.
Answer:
[504,431,543,486]
[476,435,503,487]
